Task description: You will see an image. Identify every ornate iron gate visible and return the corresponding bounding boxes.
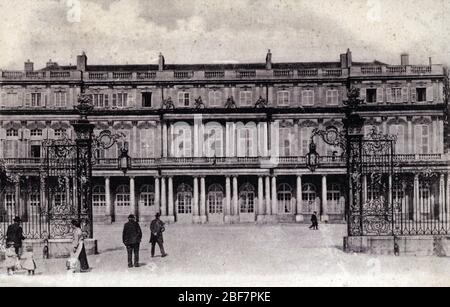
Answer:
[347,131,396,236]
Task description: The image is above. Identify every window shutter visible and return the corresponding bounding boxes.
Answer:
[25,93,31,107]
[401,87,408,102]
[410,87,416,103]
[414,125,421,154]
[0,92,6,107]
[104,94,109,107]
[376,88,384,103]
[127,93,133,107]
[426,86,434,102]
[251,127,258,157]
[386,88,392,103]
[360,88,366,102]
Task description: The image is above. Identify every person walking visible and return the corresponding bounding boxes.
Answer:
[122,214,142,268]
[71,219,90,272]
[6,216,26,257]
[150,213,168,258]
[309,211,319,230]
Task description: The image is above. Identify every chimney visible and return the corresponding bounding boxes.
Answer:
[265,49,272,70]
[401,53,409,66]
[77,51,88,71]
[346,48,352,67]
[158,52,165,71]
[24,59,34,72]
[340,54,348,68]
[46,59,58,68]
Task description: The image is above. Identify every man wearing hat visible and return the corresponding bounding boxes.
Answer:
[122,214,142,268]
[6,216,26,256]
[150,212,168,258]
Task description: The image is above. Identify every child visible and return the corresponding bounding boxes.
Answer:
[21,246,37,275]
[4,242,18,275]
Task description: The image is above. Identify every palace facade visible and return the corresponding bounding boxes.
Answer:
[0,49,448,224]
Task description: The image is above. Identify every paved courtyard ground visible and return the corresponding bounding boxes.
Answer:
[1,223,450,287]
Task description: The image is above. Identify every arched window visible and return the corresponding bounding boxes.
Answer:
[140,185,155,207]
[116,185,130,207]
[208,184,224,214]
[327,184,342,214]
[239,183,255,213]
[302,183,317,213]
[204,123,224,157]
[177,183,193,214]
[277,183,292,214]
[173,123,192,157]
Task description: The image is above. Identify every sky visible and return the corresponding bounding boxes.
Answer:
[0,0,449,70]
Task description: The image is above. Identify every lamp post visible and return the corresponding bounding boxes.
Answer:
[118,142,131,175]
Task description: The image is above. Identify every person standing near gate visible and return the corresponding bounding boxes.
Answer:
[71,219,90,272]
[309,211,319,230]
[150,213,168,258]
[122,214,142,268]
[6,216,26,257]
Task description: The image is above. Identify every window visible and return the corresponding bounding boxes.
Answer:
[203,124,223,157]
[140,185,155,207]
[366,89,377,103]
[326,89,339,105]
[277,183,292,214]
[208,184,224,214]
[30,145,41,158]
[5,193,15,210]
[237,126,256,157]
[302,183,317,213]
[301,127,314,155]
[416,88,426,102]
[54,92,67,107]
[419,183,431,214]
[389,125,405,154]
[391,88,402,103]
[178,92,190,107]
[31,129,42,137]
[209,91,222,107]
[301,90,314,106]
[176,183,193,214]
[6,129,18,137]
[54,191,66,207]
[140,129,154,157]
[279,128,293,156]
[54,129,65,138]
[239,91,253,106]
[327,184,342,214]
[239,183,255,214]
[116,185,130,207]
[393,183,405,211]
[112,93,128,108]
[29,193,40,208]
[142,92,152,108]
[93,186,106,215]
[173,125,192,157]
[91,94,109,108]
[6,93,18,106]
[277,91,290,106]
[421,125,429,154]
[31,93,42,107]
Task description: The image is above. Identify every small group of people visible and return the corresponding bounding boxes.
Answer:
[122,212,168,268]
[4,217,36,275]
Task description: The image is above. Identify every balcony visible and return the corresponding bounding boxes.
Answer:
[351,64,443,77]
[236,70,257,78]
[174,71,193,79]
[204,71,225,79]
[3,154,445,172]
[273,70,293,78]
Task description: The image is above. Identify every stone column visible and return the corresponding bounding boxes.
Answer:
[232,176,239,219]
[321,175,329,222]
[225,176,232,222]
[440,173,445,221]
[296,175,303,222]
[129,176,136,217]
[200,177,207,223]
[271,176,277,217]
[105,177,112,223]
[154,176,160,214]
[193,176,200,222]
[257,176,265,222]
[265,176,271,215]
[161,177,167,216]
[168,177,174,221]
[414,174,420,221]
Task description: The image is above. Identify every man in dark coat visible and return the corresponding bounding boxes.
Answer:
[309,211,319,230]
[122,214,142,268]
[6,216,26,256]
[150,213,167,258]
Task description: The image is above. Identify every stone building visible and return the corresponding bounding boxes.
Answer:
[0,49,448,224]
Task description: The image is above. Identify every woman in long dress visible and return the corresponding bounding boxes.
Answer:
[71,219,89,272]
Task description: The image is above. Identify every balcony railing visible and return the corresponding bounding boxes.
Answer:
[361,66,382,74]
[50,71,70,78]
[3,154,444,170]
[323,69,343,77]
[112,72,132,79]
[298,69,318,77]
[237,70,256,78]
[387,66,407,74]
[411,65,432,74]
[204,71,225,79]
[174,71,193,79]
[274,70,293,77]
[88,72,109,80]
[137,72,156,79]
